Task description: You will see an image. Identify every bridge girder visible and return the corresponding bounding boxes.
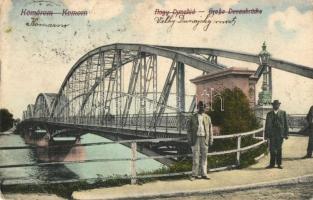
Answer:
[23,43,313,133]
[33,93,57,118]
[49,44,227,123]
[156,45,313,79]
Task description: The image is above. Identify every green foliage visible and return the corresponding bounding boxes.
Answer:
[169,142,267,172]
[239,143,268,168]
[0,108,14,132]
[208,87,260,135]
[2,175,130,198]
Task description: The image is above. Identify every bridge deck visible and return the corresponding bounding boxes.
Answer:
[72,135,313,200]
[41,120,188,138]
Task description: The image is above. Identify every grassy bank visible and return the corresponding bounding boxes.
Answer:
[2,176,131,198]
[138,137,267,183]
[2,137,267,199]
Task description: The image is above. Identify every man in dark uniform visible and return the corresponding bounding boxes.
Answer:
[265,100,289,169]
[302,106,313,159]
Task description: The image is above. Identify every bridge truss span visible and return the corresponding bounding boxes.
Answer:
[22,43,313,138]
[37,43,227,134]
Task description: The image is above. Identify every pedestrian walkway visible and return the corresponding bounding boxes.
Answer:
[72,135,313,200]
[3,193,65,200]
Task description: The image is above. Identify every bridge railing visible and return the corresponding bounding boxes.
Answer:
[31,112,191,134]
[287,114,307,132]
[25,114,307,135]
[0,127,266,185]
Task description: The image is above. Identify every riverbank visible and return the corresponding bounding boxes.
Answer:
[2,135,311,199]
[71,135,313,199]
[0,132,162,199]
[3,193,65,200]
[0,131,266,199]
[0,127,15,135]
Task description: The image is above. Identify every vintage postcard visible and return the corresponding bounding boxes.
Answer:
[0,0,313,199]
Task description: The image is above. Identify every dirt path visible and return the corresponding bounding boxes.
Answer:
[155,182,313,200]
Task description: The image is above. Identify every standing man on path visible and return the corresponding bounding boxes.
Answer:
[265,100,289,169]
[187,101,213,180]
[302,106,313,159]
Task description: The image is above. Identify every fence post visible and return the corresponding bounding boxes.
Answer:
[166,113,168,133]
[262,129,265,141]
[136,114,138,131]
[178,112,182,135]
[131,142,137,185]
[154,116,156,135]
[236,135,241,166]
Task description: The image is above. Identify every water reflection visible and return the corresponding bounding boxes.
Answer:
[23,130,86,163]
[0,131,164,183]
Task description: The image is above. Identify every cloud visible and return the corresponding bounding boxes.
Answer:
[127,0,239,46]
[124,0,240,106]
[0,0,12,47]
[1,1,313,117]
[268,7,312,35]
[0,0,13,108]
[265,7,313,113]
[266,6,313,65]
[127,2,313,114]
[63,0,124,20]
[0,0,12,23]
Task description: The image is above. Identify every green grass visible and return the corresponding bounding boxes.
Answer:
[136,138,267,183]
[2,175,130,198]
[167,140,267,172]
[2,137,267,199]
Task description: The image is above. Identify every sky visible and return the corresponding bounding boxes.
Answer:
[0,0,313,118]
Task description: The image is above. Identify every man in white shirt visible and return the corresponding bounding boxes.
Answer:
[187,101,214,180]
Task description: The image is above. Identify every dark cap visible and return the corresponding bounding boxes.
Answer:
[271,100,281,105]
[197,101,204,108]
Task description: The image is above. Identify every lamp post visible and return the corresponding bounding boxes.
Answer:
[257,42,272,105]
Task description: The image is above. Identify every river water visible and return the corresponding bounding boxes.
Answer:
[0,132,164,184]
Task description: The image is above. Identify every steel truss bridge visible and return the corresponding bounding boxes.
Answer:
[20,43,313,140]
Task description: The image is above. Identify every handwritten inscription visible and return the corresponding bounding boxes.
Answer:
[20,9,88,17]
[26,17,69,28]
[20,8,87,28]
[154,8,262,32]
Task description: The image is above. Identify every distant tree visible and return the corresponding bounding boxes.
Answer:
[208,87,260,135]
[0,108,14,132]
[14,118,21,124]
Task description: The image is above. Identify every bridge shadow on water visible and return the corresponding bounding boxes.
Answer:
[22,131,85,181]
[17,129,169,183]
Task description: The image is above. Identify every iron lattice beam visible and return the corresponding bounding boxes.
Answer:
[103,49,122,116]
[150,56,178,128]
[122,51,143,122]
